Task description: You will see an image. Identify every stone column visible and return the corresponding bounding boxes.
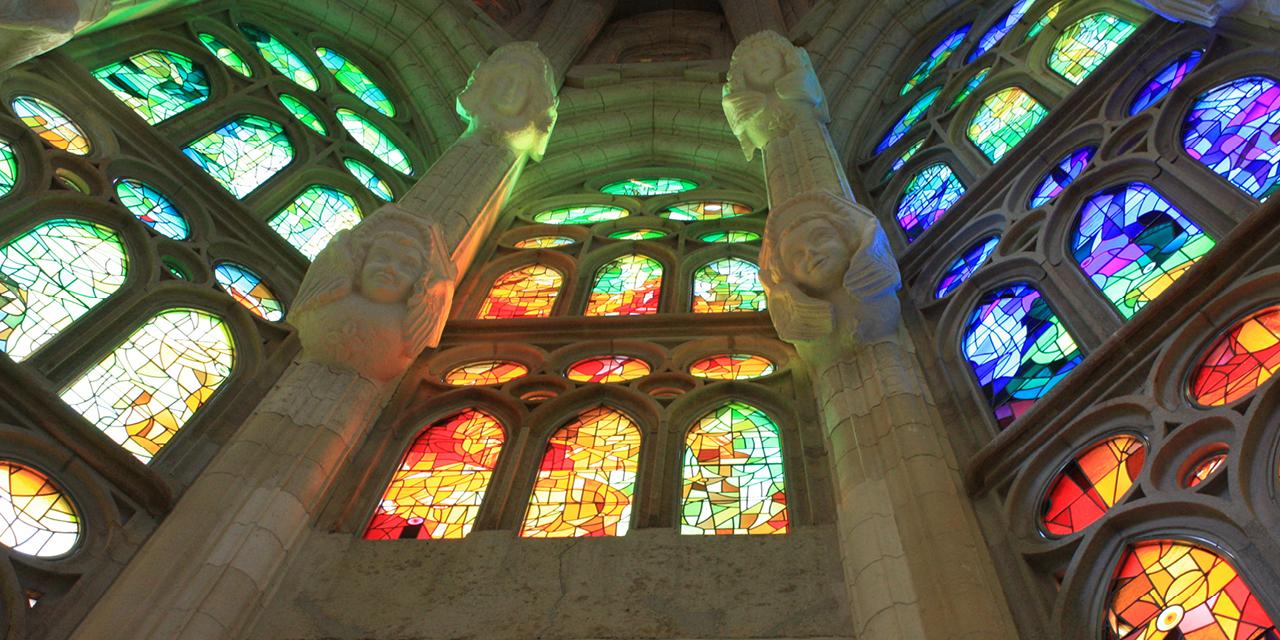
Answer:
[718,0,787,42]
[531,0,616,77]
[725,32,1018,640]
[69,42,559,640]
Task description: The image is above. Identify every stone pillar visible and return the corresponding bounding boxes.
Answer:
[0,0,110,71]
[531,0,616,77]
[69,42,559,640]
[718,0,787,42]
[725,32,1018,640]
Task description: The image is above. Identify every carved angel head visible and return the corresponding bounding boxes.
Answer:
[723,31,829,159]
[456,41,559,160]
[728,31,805,92]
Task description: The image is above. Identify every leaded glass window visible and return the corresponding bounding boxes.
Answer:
[12,96,90,155]
[1182,76,1280,200]
[1040,434,1145,536]
[1047,13,1137,85]
[183,115,294,198]
[115,178,190,240]
[1130,49,1203,115]
[533,205,628,225]
[335,108,413,175]
[213,262,285,321]
[968,87,1047,163]
[584,254,662,316]
[1188,305,1280,407]
[876,87,941,155]
[1029,146,1095,208]
[239,24,318,90]
[935,235,1000,299]
[92,49,210,125]
[691,257,766,313]
[443,361,528,386]
[0,461,79,557]
[659,201,751,221]
[687,354,775,380]
[950,67,991,109]
[970,0,1035,62]
[477,264,563,319]
[278,94,327,135]
[681,401,787,535]
[901,24,972,96]
[267,185,363,260]
[565,355,651,383]
[198,33,252,78]
[0,140,15,198]
[315,47,395,117]
[896,162,966,242]
[599,177,696,197]
[342,158,393,201]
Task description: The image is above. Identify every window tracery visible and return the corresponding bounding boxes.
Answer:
[92,49,210,125]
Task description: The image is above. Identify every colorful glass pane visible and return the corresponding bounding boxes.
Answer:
[0,461,78,557]
[520,406,641,538]
[342,158,393,201]
[239,24,317,90]
[1183,76,1280,200]
[513,235,576,249]
[315,47,394,117]
[951,67,991,109]
[659,201,752,222]
[335,108,412,175]
[968,87,1048,163]
[599,177,697,197]
[896,162,966,243]
[0,219,127,362]
[533,205,628,225]
[60,308,235,462]
[1041,434,1145,536]
[1186,451,1227,488]
[477,264,563,319]
[935,234,1000,299]
[183,115,294,198]
[268,185,363,260]
[565,355,651,383]
[682,401,787,535]
[364,409,504,540]
[0,140,15,197]
[1048,13,1137,85]
[901,24,972,96]
[198,33,252,78]
[1190,306,1280,406]
[584,254,663,316]
[114,178,189,240]
[1105,540,1278,640]
[969,0,1035,62]
[875,87,942,155]
[1130,49,1204,116]
[443,360,528,386]
[1024,1,1062,41]
[278,93,327,135]
[607,228,667,240]
[698,230,761,244]
[92,49,209,125]
[688,354,775,380]
[692,257,767,313]
[1073,183,1214,319]
[963,283,1083,428]
[886,139,926,180]
[1029,146,1096,208]
[12,96,90,155]
[213,262,284,321]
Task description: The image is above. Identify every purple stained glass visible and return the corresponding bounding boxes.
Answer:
[1130,49,1204,115]
[968,0,1036,62]
[896,163,966,243]
[1029,146,1096,208]
[936,235,1000,298]
[1183,75,1280,200]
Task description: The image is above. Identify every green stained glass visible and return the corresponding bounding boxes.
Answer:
[1024,1,1063,41]
[12,96,90,155]
[600,177,697,197]
[278,94,326,135]
[342,158,393,201]
[660,201,752,221]
[951,67,991,109]
[0,140,15,198]
[239,24,317,90]
[335,108,412,175]
[681,401,787,535]
[1048,13,1137,85]
[183,115,294,198]
[584,254,663,316]
[533,205,629,225]
[692,257,766,313]
[608,228,668,240]
[513,236,576,249]
[698,230,760,243]
[268,185,363,260]
[198,33,252,78]
[115,178,189,240]
[875,87,941,155]
[315,47,395,117]
[885,139,926,180]
[92,49,209,125]
[901,24,972,96]
[967,87,1048,163]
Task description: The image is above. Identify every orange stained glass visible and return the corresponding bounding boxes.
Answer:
[513,235,576,249]
[659,200,752,222]
[443,360,528,386]
[364,409,505,540]
[681,401,788,535]
[565,355,651,383]
[520,406,641,538]
[0,461,79,557]
[584,254,662,316]
[1186,451,1228,488]
[1105,539,1278,639]
[1041,434,1146,536]
[1189,306,1280,406]
[688,353,775,380]
[477,264,563,319]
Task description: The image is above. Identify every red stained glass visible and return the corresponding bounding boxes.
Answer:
[565,355,651,383]
[1190,306,1280,406]
[687,354,775,380]
[1186,451,1227,488]
[584,254,662,316]
[1041,434,1145,536]
[443,360,528,386]
[477,264,563,319]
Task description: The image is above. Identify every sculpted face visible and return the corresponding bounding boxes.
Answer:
[742,46,786,89]
[360,235,423,304]
[779,218,850,293]
[478,65,530,117]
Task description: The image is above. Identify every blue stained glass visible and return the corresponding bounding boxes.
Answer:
[1182,76,1280,200]
[896,162,966,243]
[1130,50,1204,115]
[969,0,1036,62]
[901,24,972,96]
[876,87,941,155]
[114,178,190,240]
[1029,146,1096,208]
[935,235,1000,298]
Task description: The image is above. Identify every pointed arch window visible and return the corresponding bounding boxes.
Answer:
[1182,76,1280,200]
[691,257,766,313]
[584,254,662,316]
[183,115,294,198]
[477,263,563,319]
[897,162,966,243]
[1047,12,1137,85]
[92,49,210,125]
[967,87,1048,163]
[681,401,787,535]
[267,185,363,260]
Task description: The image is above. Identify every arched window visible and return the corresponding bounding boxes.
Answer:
[968,87,1048,163]
[213,262,285,321]
[897,162,966,243]
[1130,49,1203,115]
[182,115,294,198]
[935,234,1000,299]
[1029,146,1095,208]
[335,109,413,176]
[239,24,318,90]
[1040,434,1145,536]
[875,87,941,155]
[520,406,641,538]
[901,24,972,96]
[364,409,505,540]
[12,96,91,155]
[0,460,80,557]
[681,401,787,535]
[584,254,662,316]
[691,257,766,313]
[59,308,235,462]
[1072,183,1214,319]
[92,49,210,125]
[0,140,15,198]
[963,283,1082,428]
[267,185,363,260]
[0,219,128,361]
[968,0,1035,62]
[477,264,563,319]
[1182,76,1280,200]
[115,178,190,240]
[315,47,395,117]
[1047,12,1137,85]
[1188,305,1280,407]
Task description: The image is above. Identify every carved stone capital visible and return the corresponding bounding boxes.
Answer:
[722,30,829,160]
[456,41,559,161]
[1134,0,1245,25]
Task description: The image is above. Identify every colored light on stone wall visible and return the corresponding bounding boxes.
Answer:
[477,264,563,319]
[239,24,317,90]
[659,201,751,222]
[533,205,628,225]
[1183,76,1280,200]
[935,235,1000,299]
[183,115,294,198]
[93,49,209,125]
[342,158,393,201]
[0,461,79,557]
[214,262,285,321]
[876,87,941,155]
[1048,13,1137,85]
[584,254,662,316]
[1041,434,1145,536]
[268,185,363,260]
[335,108,413,175]
[968,87,1048,163]
[565,355,650,383]
[443,360,529,386]
[896,162,966,243]
[198,33,252,77]
[969,0,1035,61]
[1130,49,1203,115]
[901,24,971,96]
[12,96,90,155]
[1029,146,1095,208]
[315,47,395,117]
[1189,306,1280,406]
[688,354,775,380]
[600,177,697,197]
[513,235,576,248]
[692,257,767,313]
[681,402,788,535]
[115,178,190,240]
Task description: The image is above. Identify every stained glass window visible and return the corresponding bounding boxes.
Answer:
[1183,76,1280,200]
[968,87,1048,163]
[342,158,393,201]
[60,308,235,462]
[268,185,363,260]
[950,67,991,109]
[443,360,528,386]
[1029,146,1096,208]
[659,201,752,222]
[213,262,284,321]
[335,109,412,175]
[513,235,576,248]
[682,401,787,535]
[477,264,563,319]
[1185,450,1227,488]
[901,24,972,96]
[584,254,663,316]
[92,50,209,125]
[607,229,667,240]
[963,283,1083,428]
[565,355,651,383]
[692,257,767,313]
[12,96,90,155]
[896,162,966,243]
[969,0,1035,62]
[198,33,252,78]
[533,205,629,225]
[688,354,775,380]
[1189,306,1280,407]
[315,47,395,117]
[1024,1,1062,41]
[0,461,79,557]
[1041,434,1145,536]
[278,94,327,135]
[364,409,504,540]
[935,235,1000,299]
[599,177,697,197]
[1073,183,1214,319]
[1105,540,1277,639]
[886,139,926,180]
[114,178,189,240]
[0,140,15,198]
[875,87,941,155]
[1047,13,1137,85]
[520,406,641,538]
[183,115,294,198]
[0,219,127,362]
[1130,49,1204,116]
[698,230,761,244]
[239,24,317,90]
